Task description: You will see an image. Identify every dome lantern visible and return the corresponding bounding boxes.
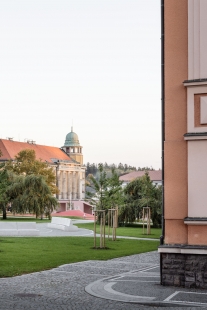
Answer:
[64,127,80,147]
[62,127,83,165]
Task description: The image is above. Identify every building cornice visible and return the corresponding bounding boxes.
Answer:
[184,132,207,140]
[184,217,207,225]
[158,244,207,255]
[183,78,207,87]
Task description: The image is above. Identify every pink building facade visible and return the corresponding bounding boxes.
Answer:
[159,0,207,288]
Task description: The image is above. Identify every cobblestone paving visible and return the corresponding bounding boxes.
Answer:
[0,251,206,310]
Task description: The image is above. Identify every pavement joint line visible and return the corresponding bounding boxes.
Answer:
[129,264,159,273]
[169,300,207,307]
[137,274,160,277]
[103,282,156,300]
[179,291,207,295]
[164,291,180,302]
[163,290,207,307]
[164,290,207,303]
[97,265,161,279]
[111,280,160,283]
[51,270,109,277]
[110,274,159,280]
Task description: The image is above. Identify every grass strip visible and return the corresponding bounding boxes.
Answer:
[0,217,51,223]
[0,237,159,277]
[75,223,161,239]
[0,216,83,222]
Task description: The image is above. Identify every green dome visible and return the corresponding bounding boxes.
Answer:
[64,127,80,146]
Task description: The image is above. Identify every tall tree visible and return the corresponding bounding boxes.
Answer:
[5,149,58,194]
[122,172,162,227]
[120,177,142,223]
[0,149,58,219]
[7,174,58,219]
[0,166,14,219]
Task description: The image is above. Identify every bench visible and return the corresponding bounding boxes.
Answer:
[48,217,78,231]
[0,222,40,236]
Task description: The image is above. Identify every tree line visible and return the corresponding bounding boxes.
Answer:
[86,164,162,227]
[85,162,155,178]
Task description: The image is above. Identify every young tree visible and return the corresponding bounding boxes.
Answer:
[106,168,124,209]
[86,163,108,210]
[86,164,124,214]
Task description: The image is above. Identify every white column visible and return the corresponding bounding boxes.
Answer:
[77,171,80,199]
[67,171,70,199]
[74,172,78,199]
[72,172,76,199]
[69,172,72,200]
[62,171,65,199]
[57,170,61,199]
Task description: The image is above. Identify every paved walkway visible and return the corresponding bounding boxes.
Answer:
[1,225,207,309]
[36,222,94,237]
[36,222,158,240]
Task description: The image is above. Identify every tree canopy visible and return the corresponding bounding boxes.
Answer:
[7,174,58,219]
[86,164,124,213]
[85,162,153,178]
[121,172,162,227]
[0,166,14,219]
[0,149,58,219]
[5,149,58,194]
[86,167,162,228]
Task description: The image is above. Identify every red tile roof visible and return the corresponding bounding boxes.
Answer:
[119,170,162,182]
[0,139,74,164]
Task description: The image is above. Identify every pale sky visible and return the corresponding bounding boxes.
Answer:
[0,0,161,169]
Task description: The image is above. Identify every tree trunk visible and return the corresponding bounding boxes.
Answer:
[3,205,7,220]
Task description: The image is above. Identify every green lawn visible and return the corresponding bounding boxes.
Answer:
[0,216,82,222]
[0,237,159,277]
[0,217,51,223]
[75,222,161,239]
[0,217,161,238]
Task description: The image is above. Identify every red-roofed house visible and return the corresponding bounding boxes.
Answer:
[0,139,74,163]
[119,170,162,187]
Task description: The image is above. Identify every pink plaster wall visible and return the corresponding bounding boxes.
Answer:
[165,220,188,244]
[188,226,207,245]
[164,0,188,244]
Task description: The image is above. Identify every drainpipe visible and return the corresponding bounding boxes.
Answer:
[160,0,165,285]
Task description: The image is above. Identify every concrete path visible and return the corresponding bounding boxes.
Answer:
[1,250,207,309]
[36,223,94,237]
[36,222,158,241]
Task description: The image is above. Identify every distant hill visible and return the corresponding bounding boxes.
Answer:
[85,162,155,179]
